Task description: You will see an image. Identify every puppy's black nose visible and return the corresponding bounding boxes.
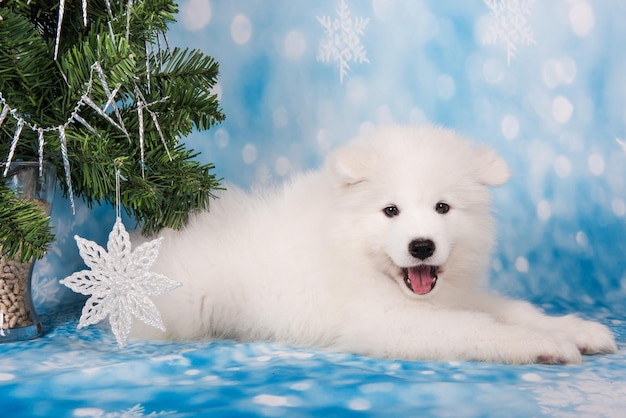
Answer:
[409,239,436,260]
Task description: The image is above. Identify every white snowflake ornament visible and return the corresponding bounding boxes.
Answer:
[61,217,180,347]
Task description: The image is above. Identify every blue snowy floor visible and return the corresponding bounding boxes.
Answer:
[1,302,625,417]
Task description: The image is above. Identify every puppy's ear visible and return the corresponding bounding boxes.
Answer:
[472,146,511,187]
[326,144,374,186]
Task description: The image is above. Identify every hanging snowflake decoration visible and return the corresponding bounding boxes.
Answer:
[60,217,180,348]
[483,0,536,65]
[317,0,370,83]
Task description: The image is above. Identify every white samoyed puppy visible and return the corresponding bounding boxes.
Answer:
[134,125,617,364]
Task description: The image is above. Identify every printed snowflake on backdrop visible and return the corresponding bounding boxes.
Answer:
[32,260,64,306]
[100,403,176,417]
[616,138,626,154]
[60,218,180,348]
[317,0,370,83]
[483,0,536,64]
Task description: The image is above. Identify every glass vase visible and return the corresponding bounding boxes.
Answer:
[1,162,56,342]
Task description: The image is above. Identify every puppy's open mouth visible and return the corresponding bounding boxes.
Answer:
[402,265,439,295]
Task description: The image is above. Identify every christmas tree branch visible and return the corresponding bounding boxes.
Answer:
[0,185,55,262]
[1,0,225,261]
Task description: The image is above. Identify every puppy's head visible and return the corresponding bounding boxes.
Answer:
[327,125,510,298]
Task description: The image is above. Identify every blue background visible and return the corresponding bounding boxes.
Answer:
[34,0,626,313]
[6,1,625,416]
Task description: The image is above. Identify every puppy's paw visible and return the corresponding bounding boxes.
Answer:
[499,328,582,365]
[529,338,582,365]
[554,315,617,355]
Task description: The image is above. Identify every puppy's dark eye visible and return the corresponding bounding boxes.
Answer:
[435,201,450,214]
[383,205,400,218]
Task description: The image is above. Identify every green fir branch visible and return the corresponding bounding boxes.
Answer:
[0,0,225,261]
[0,185,55,263]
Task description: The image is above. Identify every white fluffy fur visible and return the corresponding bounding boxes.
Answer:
[133,125,616,364]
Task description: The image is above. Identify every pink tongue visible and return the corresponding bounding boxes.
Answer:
[408,266,434,295]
